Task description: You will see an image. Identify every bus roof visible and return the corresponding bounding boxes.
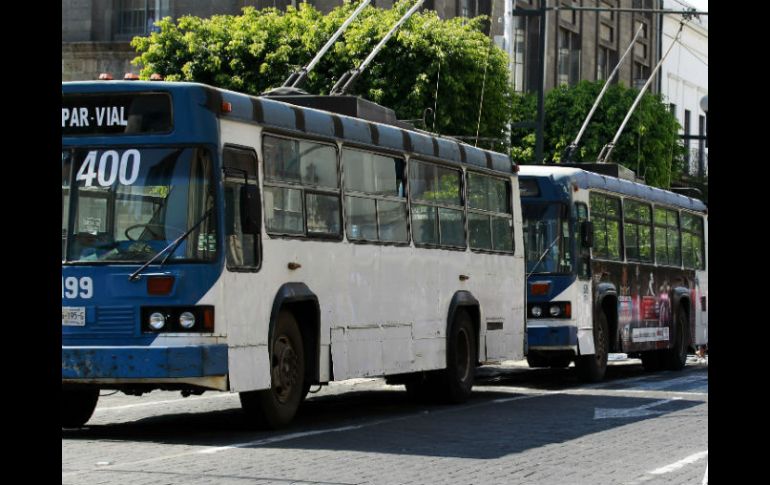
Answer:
[518,165,707,213]
[62,81,516,176]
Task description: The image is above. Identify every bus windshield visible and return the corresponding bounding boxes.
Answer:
[62,147,217,264]
[523,203,572,274]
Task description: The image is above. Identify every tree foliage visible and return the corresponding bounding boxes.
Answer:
[131,2,686,190]
[131,0,512,147]
[511,81,686,188]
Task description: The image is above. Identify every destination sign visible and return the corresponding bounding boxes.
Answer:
[62,93,172,135]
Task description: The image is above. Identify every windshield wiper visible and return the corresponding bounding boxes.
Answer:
[527,235,561,279]
[128,207,213,281]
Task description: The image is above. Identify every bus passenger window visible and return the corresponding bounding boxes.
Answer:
[263,135,341,238]
[467,172,513,252]
[410,160,466,248]
[343,149,407,243]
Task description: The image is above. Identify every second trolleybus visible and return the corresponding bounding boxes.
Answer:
[518,165,707,381]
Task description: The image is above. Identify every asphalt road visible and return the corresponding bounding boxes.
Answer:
[62,356,708,485]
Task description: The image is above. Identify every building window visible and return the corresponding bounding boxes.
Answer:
[596,46,617,82]
[558,28,581,86]
[117,0,169,36]
[684,109,691,167]
[560,1,578,26]
[512,16,526,92]
[633,61,648,89]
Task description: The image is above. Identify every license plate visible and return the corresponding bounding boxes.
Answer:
[62,306,86,326]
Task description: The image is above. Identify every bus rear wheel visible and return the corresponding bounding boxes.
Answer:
[664,309,689,371]
[240,311,305,429]
[576,312,608,382]
[442,310,476,403]
[62,388,99,428]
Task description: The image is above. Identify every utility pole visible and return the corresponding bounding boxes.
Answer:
[535,0,547,164]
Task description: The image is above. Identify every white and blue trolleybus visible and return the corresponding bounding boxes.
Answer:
[518,166,707,381]
[62,81,526,428]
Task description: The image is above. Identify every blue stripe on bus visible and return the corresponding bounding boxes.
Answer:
[528,326,577,347]
[62,344,228,379]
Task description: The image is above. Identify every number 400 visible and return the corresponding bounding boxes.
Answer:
[75,149,140,187]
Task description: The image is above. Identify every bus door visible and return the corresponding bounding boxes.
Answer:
[574,202,593,341]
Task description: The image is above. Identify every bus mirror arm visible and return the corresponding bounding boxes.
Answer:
[581,221,594,248]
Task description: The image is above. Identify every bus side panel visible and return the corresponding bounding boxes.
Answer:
[590,260,697,353]
[694,218,708,346]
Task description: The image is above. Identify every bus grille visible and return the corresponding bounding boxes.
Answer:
[91,306,136,337]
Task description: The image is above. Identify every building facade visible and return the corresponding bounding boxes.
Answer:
[63,0,665,96]
[659,0,707,178]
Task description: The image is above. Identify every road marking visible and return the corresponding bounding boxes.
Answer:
[63,389,550,477]
[626,374,708,392]
[702,463,708,484]
[594,397,681,419]
[649,450,708,475]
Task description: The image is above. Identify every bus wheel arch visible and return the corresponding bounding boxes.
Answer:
[268,283,321,389]
[446,291,481,365]
[240,283,320,428]
[577,293,613,382]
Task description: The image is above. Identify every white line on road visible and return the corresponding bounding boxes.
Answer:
[702,463,708,484]
[649,450,708,475]
[63,388,550,477]
[594,397,682,419]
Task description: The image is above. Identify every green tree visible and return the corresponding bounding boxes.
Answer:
[511,81,686,188]
[131,1,512,148]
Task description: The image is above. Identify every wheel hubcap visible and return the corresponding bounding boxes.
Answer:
[272,335,298,403]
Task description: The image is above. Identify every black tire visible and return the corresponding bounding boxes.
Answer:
[526,355,548,368]
[576,311,609,382]
[404,372,442,403]
[549,357,572,369]
[62,388,99,428]
[664,309,689,371]
[641,350,664,371]
[442,310,476,403]
[240,311,305,429]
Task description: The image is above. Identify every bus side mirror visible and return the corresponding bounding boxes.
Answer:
[240,185,260,235]
[581,221,594,248]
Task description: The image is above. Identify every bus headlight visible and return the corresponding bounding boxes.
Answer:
[179,311,196,329]
[149,312,166,330]
[531,306,542,317]
[549,305,561,317]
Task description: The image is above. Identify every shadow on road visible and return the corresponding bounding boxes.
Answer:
[62,363,707,459]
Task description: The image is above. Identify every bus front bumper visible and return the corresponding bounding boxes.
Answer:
[528,324,578,349]
[62,345,228,381]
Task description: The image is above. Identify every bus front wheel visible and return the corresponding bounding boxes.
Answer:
[576,312,609,382]
[664,309,689,370]
[62,388,99,428]
[240,311,305,429]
